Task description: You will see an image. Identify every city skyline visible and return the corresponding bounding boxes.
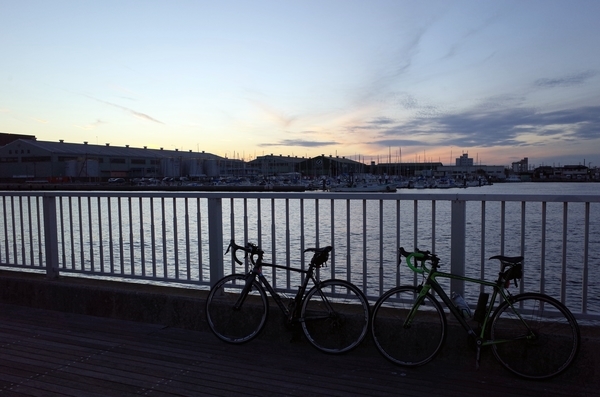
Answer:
[5,133,591,172]
[1,1,599,169]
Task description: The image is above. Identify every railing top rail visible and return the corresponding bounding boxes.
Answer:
[1,189,599,203]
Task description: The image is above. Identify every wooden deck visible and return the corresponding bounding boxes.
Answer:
[0,303,596,397]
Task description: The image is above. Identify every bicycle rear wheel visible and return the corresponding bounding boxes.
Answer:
[205,273,269,344]
[490,292,580,379]
[371,286,446,366]
[301,279,370,354]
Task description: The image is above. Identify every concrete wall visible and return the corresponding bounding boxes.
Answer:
[0,270,208,330]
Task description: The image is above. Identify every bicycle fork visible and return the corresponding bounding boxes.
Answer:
[233,272,258,310]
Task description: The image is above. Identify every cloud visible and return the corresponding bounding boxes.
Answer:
[85,95,164,124]
[357,105,600,150]
[367,138,427,148]
[126,107,164,124]
[261,139,338,148]
[534,70,598,88]
[351,27,431,108]
[442,12,503,60]
[398,94,419,110]
[74,119,105,130]
[366,117,396,128]
[250,100,297,128]
[388,92,444,117]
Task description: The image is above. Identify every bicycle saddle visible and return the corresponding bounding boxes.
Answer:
[304,246,332,254]
[489,255,523,263]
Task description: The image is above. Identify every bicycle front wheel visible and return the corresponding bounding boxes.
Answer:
[490,292,580,379]
[371,286,447,366]
[205,274,269,344]
[301,279,370,354]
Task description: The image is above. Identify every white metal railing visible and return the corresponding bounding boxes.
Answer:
[0,190,599,320]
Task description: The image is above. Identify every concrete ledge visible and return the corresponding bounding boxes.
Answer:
[0,270,209,330]
[0,270,597,383]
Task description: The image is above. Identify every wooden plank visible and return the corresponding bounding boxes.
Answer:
[0,303,595,397]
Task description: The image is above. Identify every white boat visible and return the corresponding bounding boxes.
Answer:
[394,179,410,189]
[464,177,488,187]
[436,177,455,189]
[413,177,429,189]
[329,173,397,192]
[506,175,522,182]
[329,183,396,193]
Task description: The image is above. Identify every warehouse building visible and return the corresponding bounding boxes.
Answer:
[0,134,239,183]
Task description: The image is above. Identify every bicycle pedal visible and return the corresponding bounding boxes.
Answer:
[475,344,482,370]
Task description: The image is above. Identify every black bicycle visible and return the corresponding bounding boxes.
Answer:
[370,248,580,379]
[205,240,370,354]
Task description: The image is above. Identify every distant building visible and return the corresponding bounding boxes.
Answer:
[248,154,308,176]
[532,166,557,180]
[0,136,226,182]
[375,162,442,177]
[435,153,506,181]
[0,132,36,146]
[436,164,506,180]
[532,164,595,181]
[456,153,473,167]
[557,165,589,180]
[296,154,367,178]
[512,157,528,173]
[247,153,370,178]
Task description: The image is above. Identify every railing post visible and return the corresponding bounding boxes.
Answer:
[207,197,224,287]
[450,199,466,295]
[42,194,59,279]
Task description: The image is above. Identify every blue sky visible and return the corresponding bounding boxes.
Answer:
[1,0,599,168]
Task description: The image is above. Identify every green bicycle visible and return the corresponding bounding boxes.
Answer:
[370,248,580,379]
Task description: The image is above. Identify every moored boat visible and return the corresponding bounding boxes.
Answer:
[329,183,396,192]
[505,175,522,182]
[436,177,455,189]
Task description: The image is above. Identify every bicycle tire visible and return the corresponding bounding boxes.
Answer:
[490,292,580,379]
[371,286,447,366]
[300,279,370,354]
[205,273,269,344]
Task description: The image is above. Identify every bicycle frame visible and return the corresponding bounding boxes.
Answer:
[236,258,320,322]
[210,241,370,353]
[410,267,534,349]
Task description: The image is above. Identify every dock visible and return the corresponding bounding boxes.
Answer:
[0,272,597,397]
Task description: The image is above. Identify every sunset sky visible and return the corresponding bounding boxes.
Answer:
[1,0,599,168]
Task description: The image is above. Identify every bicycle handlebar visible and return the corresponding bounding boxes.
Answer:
[399,247,523,288]
[398,247,438,274]
[225,240,333,269]
[225,240,264,265]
